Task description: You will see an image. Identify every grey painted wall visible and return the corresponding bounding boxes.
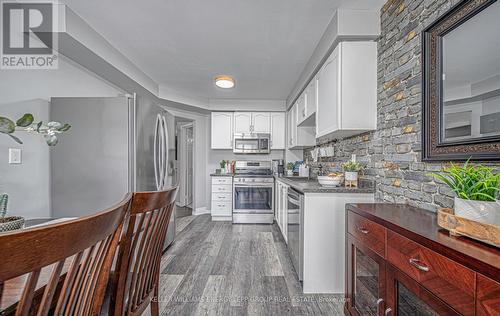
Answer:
[0,100,51,218]
[304,0,500,212]
[0,56,122,218]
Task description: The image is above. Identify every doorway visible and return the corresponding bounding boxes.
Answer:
[175,120,194,218]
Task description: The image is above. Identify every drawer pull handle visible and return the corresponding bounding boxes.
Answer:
[357,227,369,234]
[385,308,392,316]
[376,298,384,314]
[409,258,429,272]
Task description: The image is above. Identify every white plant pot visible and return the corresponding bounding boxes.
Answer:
[454,197,500,226]
[345,171,358,182]
[286,170,293,176]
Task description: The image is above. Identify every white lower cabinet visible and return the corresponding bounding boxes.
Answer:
[275,180,288,243]
[211,176,233,221]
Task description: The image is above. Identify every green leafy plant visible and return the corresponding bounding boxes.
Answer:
[342,161,362,172]
[0,113,71,146]
[219,160,226,169]
[429,161,500,202]
[0,194,8,218]
[286,162,295,170]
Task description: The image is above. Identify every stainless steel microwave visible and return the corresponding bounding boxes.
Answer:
[233,133,270,154]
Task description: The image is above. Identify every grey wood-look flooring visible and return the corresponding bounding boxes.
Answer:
[144,214,344,316]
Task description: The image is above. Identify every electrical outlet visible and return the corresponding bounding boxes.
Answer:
[9,148,21,164]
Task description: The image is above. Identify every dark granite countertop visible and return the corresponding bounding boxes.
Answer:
[275,176,375,194]
[210,173,234,177]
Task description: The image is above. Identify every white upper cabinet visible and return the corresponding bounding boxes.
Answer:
[252,112,271,133]
[270,112,286,149]
[316,41,377,139]
[296,94,307,124]
[287,103,315,149]
[233,112,252,133]
[234,112,271,134]
[305,78,317,119]
[211,111,284,150]
[211,112,234,149]
[317,45,341,137]
[297,79,317,127]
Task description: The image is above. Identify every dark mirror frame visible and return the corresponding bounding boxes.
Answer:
[422,0,500,161]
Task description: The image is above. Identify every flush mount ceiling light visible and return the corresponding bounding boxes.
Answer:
[214,75,235,89]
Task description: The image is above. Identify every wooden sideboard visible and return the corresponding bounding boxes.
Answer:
[345,203,500,316]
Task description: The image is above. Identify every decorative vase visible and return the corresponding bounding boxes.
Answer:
[287,170,293,176]
[454,197,500,226]
[345,171,358,182]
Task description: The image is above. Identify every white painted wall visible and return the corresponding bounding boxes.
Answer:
[0,56,123,219]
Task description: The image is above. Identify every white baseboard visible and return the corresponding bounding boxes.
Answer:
[193,206,210,216]
[211,216,232,222]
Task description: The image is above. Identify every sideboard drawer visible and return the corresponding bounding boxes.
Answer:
[347,211,386,257]
[211,177,232,185]
[387,230,475,316]
[477,274,500,316]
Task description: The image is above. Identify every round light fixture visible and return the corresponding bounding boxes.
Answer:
[214,75,235,89]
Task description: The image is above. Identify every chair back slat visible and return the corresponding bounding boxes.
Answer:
[0,194,131,316]
[111,188,178,316]
[37,260,65,316]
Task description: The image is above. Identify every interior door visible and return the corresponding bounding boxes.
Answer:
[50,96,131,217]
[177,123,193,207]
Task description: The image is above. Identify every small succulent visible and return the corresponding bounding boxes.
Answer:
[342,160,363,172]
[0,113,71,146]
[220,160,226,169]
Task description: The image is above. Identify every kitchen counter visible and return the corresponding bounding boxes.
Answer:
[210,173,234,177]
[275,176,375,194]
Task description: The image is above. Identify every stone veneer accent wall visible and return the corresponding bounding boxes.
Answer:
[304,0,500,212]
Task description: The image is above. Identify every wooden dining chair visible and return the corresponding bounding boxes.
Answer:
[109,187,178,316]
[0,194,132,316]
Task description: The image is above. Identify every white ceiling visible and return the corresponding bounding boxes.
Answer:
[60,0,384,101]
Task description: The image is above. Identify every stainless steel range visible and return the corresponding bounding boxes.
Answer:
[233,161,274,224]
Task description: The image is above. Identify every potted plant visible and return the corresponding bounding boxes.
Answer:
[430,161,500,225]
[0,194,25,232]
[219,160,226,173]
[286,162,295,176]
[342,160,363,183]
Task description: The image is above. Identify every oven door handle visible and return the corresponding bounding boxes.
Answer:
[234,184,274,188]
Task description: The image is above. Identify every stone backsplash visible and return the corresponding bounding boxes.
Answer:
[304,0,500,212]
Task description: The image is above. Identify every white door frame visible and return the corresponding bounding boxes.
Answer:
[177,122,194,207]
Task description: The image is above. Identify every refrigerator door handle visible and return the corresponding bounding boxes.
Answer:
[154,114,161,190]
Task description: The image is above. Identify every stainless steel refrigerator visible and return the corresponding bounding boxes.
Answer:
[50,94,177,248]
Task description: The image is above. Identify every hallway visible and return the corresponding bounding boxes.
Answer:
[155,215,344,316]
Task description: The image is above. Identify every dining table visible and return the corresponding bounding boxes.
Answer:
[0,218,75,315]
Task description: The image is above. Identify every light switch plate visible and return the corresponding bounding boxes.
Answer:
[9,148,21,164]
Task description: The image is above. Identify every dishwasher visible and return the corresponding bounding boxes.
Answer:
[287,187,304,281]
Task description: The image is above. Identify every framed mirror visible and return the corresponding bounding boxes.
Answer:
[422,0,500,161]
